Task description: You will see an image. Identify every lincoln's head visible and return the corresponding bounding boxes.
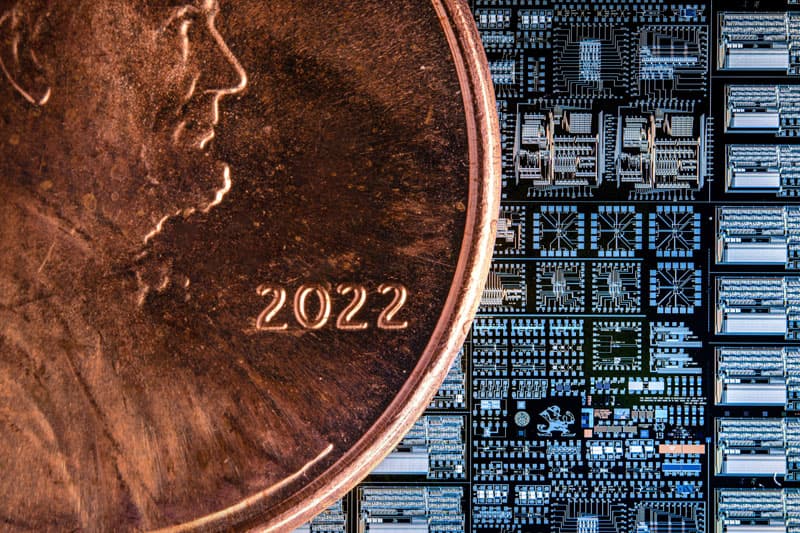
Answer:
[0,0,247,255]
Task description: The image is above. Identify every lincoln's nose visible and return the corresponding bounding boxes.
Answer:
[196,5,247,104]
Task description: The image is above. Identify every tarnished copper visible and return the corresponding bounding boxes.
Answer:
[0,0,499,530]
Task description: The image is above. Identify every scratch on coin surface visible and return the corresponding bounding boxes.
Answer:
[157,443,334,533]
[36,240,56,274]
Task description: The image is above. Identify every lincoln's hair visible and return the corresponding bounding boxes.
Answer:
[0,1,52,21]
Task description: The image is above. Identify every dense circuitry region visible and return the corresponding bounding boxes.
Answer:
[295,1,800,531]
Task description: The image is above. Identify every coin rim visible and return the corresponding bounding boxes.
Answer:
[157,0,500,529]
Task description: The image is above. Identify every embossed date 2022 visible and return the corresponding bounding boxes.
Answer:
[255,283,408,331]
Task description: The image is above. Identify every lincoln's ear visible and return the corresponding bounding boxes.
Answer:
[0,7,51,105]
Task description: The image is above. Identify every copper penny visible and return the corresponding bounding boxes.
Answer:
[0,0,499,530]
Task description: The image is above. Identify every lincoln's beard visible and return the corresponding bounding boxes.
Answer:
[131,153,232,308]
[133,213,192,309]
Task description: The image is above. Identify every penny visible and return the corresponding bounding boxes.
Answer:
[0,0,499,530]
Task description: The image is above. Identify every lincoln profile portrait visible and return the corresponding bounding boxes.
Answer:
[0,1,333,529]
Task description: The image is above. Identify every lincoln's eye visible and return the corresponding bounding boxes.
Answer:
[159,8,202,61]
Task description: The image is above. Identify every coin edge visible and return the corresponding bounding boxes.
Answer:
[156,1,501,530]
